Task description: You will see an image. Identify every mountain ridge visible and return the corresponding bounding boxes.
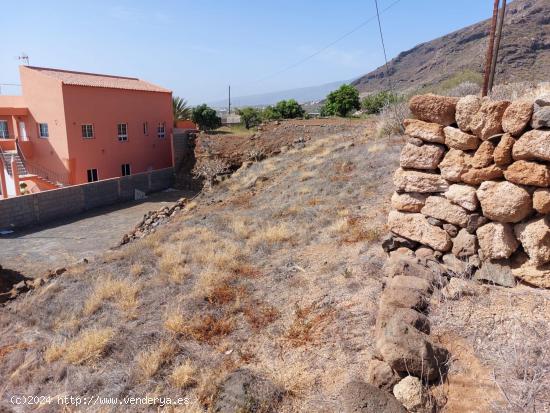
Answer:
[352,0,550,95]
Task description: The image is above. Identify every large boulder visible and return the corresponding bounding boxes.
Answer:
[393,376,427,413]
[366,359,400,391]
[474,259,516,287]
[468,141,495,168]
[476,181,532,223]
[456,95,482,132]
[409,94,458,126]
[381,233,419,252]
[504,160,550,187]
[400,143,445,170]
[340,380,407,413]
[452,228,477,258]
[383,255,444,286]
[391,192,427,213]
[502,100,533,136]
[477,222,519,260]
[461,164,504,185]
[393,168,449,193]
[443,126,481,150]
[421,196,470,227]
[470,99,511,140]
[512,130,550,162]
[444,184,478,211]
[403,119,445,143]
[212,369,283,413]
[438,149,472,182]
[493,134,516,166]
[514,217,550,266]
[533,188,550,214]
[379,283,431,313]
[530,95,550,129]
[376,316,449,381]
[387,211,452,252]
[511,252,550,288]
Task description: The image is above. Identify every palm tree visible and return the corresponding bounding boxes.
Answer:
[172,96,191,125]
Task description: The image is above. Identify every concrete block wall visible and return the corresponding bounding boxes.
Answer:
[0,167,174,230]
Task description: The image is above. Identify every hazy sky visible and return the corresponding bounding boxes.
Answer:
[2,0,499,103]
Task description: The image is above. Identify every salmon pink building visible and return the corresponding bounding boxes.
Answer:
[0,66,173,197]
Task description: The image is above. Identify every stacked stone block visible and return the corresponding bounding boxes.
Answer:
[386,93,550,288]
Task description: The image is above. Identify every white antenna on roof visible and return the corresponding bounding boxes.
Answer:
[17,53,30,65]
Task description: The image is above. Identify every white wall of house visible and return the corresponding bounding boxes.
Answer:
[3,168,16,197]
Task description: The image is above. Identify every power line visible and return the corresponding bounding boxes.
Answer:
[250,0,404,84]
[374,0,394,93]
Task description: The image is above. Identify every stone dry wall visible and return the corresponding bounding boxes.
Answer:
[386,94,550,289]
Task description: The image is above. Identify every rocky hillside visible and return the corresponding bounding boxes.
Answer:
[352,0,550,95]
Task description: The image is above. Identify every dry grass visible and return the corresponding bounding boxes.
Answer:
[159,243,191,282]
[330,216,384,243]
[44,341,65,363]
[83,276,139,317]
[170,359,197,389]
[135,341,177,381]
[248,223,293,247]
[230,217,251,238]
[57,327,115,365]
[129,262,144,277]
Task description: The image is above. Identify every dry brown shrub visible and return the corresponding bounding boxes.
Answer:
[164,311,234,343]
[243,302,280,330]
[284,304,335,347]
[135,341,176,380]
[186,314,234,343]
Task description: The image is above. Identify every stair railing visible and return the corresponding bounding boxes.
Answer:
[15,139,70,186]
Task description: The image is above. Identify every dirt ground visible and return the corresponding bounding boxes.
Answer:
[0,117,548,412]
[0,189,191,277]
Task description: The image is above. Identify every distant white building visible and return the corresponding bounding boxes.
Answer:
[220,113,241,126]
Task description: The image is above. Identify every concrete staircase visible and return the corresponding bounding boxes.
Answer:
[1,150,28,176]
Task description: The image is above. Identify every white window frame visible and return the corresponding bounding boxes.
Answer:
[157,122,165,139]
[81,124,94,139]
[0,121,8,139]
[121,163,131,176]
[117,123,128,141]
[143,121,148,135]
[87,168,99,182]
[39,123,49,138]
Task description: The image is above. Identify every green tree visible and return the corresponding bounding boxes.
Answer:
[321,84,361,117]
[274,99,305,119]
[238,107,263,129]
[361,91,400,114]
[172,96,191,125]
[192,104,221,131]
[262,105,280,121]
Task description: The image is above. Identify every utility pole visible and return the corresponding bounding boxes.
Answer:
[228,85,231,115]
[488,0,506,93]
[482,0,500,97]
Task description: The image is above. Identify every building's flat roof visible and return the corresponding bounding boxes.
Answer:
[25,66,171,93]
